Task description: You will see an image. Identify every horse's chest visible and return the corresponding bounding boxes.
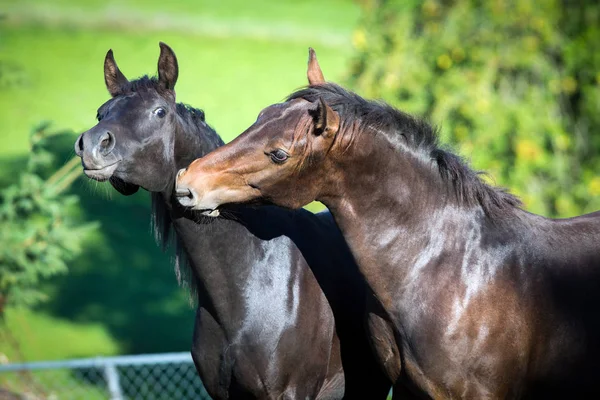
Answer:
[193,325,277,398]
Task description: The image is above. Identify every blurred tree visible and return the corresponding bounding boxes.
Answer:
[349,0,600,217]
[0,123,97,317]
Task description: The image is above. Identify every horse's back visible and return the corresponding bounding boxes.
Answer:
[398,209,600,398]
[513,211,600,396]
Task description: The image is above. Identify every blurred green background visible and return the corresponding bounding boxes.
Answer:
[350,0,600,217]
[0,0,360,363]
[1,0,599,375]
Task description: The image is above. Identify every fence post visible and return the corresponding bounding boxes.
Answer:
[104,362,123,400]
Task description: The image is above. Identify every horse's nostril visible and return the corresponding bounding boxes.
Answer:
[177,168,186,179]
[100,132,113,148]
[75,134,84,156]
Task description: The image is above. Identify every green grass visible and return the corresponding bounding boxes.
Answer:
[0,0,359,362]
[0,26,353,156]
[1,369,107,400]
[2,0,359,35]
[0,0,359,157]
[0,308,119,361]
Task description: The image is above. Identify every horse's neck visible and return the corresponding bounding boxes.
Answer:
[230,206,356,304]
[321,142,489,307]
[161,117,307,330]
[158,190,295,326]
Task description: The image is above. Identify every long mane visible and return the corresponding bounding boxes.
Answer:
[287,83,521,218]
[151,192,199,298]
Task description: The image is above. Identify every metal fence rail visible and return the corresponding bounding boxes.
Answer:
[0,352,212,400]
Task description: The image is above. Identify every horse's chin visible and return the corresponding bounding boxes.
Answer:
[109,176,140,196]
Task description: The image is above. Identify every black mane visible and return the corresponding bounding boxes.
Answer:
[116,75,164,96]
[151,191,202,300]
[287,83,521,218]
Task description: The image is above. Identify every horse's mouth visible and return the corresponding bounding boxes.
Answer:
[200,209,220,217]
[83,162,120,181]
[174,189,221,217]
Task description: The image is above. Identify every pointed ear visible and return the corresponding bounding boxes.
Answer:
[104,49,128,97]
[312,97,339,138]
[158,42,178,94]
[307,47,325,85]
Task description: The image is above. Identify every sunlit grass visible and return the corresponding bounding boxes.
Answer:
[2,0,359,35]
[0,2,358,157]
[0,308,119,361]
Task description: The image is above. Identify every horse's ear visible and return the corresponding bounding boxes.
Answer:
[104,49,129,97]
[312,97,339,138]
[158,42,178,94]
[307,47,325,85]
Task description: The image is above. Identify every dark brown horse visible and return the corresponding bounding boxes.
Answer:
[74,44,391,399]
[175,49,600,399]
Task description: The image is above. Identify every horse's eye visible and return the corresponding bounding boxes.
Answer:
[269,149,289,164]
[96,113,102,122]
[154,107,166,118]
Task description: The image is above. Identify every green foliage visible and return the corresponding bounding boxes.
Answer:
[349,0,600,217]
[0,123,97,314]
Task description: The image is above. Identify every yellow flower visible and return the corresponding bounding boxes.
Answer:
[352,29,367,51]
[589,177,600,196]
[384,72,399,88]
[561,76,578,94]
[481,173,496,186]
[516,139,542,162]
[555,197,574,216]
[521,193,534,209]
[437,54,452,70]
[475,97,490,113]
[422,0,439,17]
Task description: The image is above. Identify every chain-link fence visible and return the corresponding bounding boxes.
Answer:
[0,352,212,400]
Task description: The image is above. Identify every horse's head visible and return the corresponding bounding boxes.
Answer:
[75,42,182,194]
[175,48,340,214]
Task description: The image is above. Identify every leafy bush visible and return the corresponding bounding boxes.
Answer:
[0,123,97,315]
[349,0,600,217]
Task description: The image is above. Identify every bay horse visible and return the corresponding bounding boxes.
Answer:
[175,48,600,399]
[74,43,391,399]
